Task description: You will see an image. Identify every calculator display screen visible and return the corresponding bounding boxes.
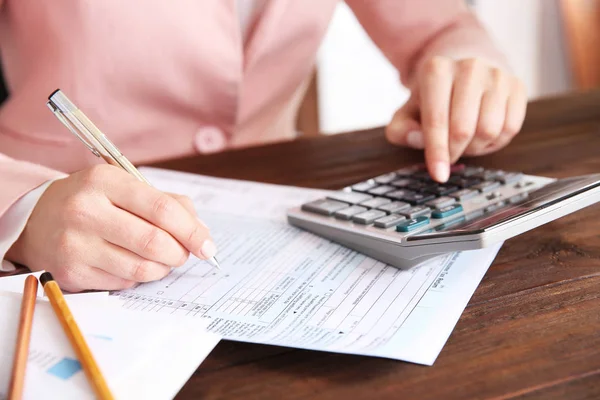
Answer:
[407,175,600,241]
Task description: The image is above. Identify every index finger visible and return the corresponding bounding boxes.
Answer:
[107,178,215,260]
[419,57,454,182]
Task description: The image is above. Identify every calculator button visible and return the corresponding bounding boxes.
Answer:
[509,193,529,204]
[448,176,482,188]
[374,214,407,228]
[352,209,387,225]
[497,172,523,185]
[377,201,411,214]
[484,201,507,213]
[431,204,464,219]
[472,181,501,193]
[360,197,392,209]
[461,166,484,177]
[425,196,456,209]
[399,205,431,219]
[368,185,396,196]
[386,190,415,201]
[474,169,503,180]
[401,192,436,205]
[396,216,430,232]
[334,206,368,220]
[450,164,466,174]
[449,188,478,201]
[327,191,372,204]
[374,173,397,184]
[302,199,349,216]
[390,178,417,188]
[425,185,458,196]
[351,181,377,192]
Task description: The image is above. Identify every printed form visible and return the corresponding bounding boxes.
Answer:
[113,168,502,365]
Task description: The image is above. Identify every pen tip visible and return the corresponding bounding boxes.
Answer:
[210,257,221,270]
[39,272,54,286]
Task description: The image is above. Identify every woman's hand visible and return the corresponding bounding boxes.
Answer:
[385,56,527,182]
[6,165,217,292]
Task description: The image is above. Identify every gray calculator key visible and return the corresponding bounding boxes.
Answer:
[484,201,507,213]
[352,209,387,225]
[390,178,416,188]
[461,166,484,177]
[374,173,397,184]
[425,196,456,208]
[327,191,372,204]
[360,197,391,209]
[386,189,414,201]
[497,172,523,184]
[473,180,501,193]
[334,205,368,220]
[449,188,478,201]
[378,201,411,214]
[374,214,407,228]
[352,181,377,192]
[368,185,396,196]
[302,199,349,216]
[475,169,503,180]
[400,205,431,219]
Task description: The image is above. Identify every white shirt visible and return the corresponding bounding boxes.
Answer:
[0,0,267,272]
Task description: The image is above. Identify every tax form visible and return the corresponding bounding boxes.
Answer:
[113,168,502,366]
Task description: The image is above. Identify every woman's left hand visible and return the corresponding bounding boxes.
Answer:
[385,56,527,183]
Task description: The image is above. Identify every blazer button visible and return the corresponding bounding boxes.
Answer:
[194,126,226,154]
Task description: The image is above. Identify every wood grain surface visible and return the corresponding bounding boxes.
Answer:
[151,89,600,400]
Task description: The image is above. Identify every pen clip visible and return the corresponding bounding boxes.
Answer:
[46,102,101,158]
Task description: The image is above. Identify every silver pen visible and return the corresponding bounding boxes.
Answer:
[46,89,220,269]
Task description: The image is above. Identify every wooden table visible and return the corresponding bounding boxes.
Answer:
[153,89,600,400]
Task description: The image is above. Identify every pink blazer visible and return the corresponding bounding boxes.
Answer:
[0,0,504,217]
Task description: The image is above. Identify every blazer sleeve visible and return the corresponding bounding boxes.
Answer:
[346,0,510,86]
[0,153,67,218]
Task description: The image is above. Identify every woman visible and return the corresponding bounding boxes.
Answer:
[0,1,526,291]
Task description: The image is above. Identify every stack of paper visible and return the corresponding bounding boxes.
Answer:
[111,168,501,366]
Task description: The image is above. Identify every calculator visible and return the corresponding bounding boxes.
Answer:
[287,164,600,269]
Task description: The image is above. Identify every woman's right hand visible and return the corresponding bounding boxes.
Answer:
[6,165,217,292]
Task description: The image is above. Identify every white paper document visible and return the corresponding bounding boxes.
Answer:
[111,168,501,366]
[0,291,220,400]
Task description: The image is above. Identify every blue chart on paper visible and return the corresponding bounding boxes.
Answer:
[47,358,82,380]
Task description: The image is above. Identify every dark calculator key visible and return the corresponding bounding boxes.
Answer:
[401,192,436,205]
[386,189,415,201]
[378,201,411,214]
[302,199,349,216]
[374,173,397,184]
[334,206,368,220]
[450,164,466,174]
[352,181,377,192]
[374,214,407,228]
[399,205,431,219]
[396,216,430,232]
[390,178,417,188]
[425,185,458,196]
[368,185,396,196]
[360,197,391,209]
[461,166,484,177]
[449,188,478,201]
[413,170,432,180]
[327,191,372,204]
[448,176,482,188]
[473,180,501,193]
[352,209,387,225]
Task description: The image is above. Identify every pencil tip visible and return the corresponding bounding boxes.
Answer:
[39,272,54,286]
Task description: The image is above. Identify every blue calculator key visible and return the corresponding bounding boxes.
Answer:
[396,216,430,232]
[432,204,464,219]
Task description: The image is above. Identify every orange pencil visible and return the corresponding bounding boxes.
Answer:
[8,275,38,400]
[40,272,114,400]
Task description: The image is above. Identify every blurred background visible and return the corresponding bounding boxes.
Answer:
[302,0,600,135]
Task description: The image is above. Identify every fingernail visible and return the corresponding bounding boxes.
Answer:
[406,130,424,149]
[201,239,217,259]
[433,162,450,182]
